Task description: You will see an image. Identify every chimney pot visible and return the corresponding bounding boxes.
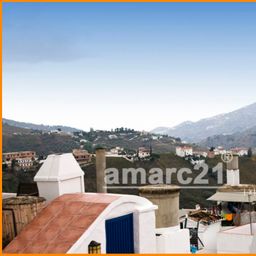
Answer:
[139,184,180,228]
[96,148,107,193]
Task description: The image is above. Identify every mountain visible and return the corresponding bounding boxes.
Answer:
[200,125,256,149]
[2,123,33,136]
[151,127,170,134]
[2,118,82,133]
[2,122,182,156]
[2,123,79,156]
[151,102,256,142]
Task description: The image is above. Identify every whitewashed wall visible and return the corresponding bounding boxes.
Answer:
[68,195,157,254]
[217,224,256,253]
[156,226,190,253]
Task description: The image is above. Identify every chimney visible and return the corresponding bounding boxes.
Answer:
[139,185,180,229]
[96,147,107,193]
[226,154,240,186]
[34,153,85,201]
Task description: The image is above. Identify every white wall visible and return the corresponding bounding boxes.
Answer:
[59,177,84,195]
[37,176,84,201]
[217,224,256,253]
[68,196,157,254]
[36,181,60,201]
[176,147,193,157]
[217,233,256,253]
[156,227,190,253]
[199,222,221,251]
[176,148,185,157]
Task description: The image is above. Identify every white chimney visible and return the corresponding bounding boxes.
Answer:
[226,154,240,186]
[34,153,85,201]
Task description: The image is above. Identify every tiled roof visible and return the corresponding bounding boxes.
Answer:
[4,193,119,254]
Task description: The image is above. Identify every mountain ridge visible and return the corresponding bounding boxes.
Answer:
[151,102,256,142]
[2,118,82,133]
[199,125,256,149]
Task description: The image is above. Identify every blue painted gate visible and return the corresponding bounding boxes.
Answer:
[105,213,135,253]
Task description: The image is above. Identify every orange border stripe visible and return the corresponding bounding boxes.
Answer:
[2,0,256,2]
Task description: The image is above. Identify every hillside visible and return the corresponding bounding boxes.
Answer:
[200,125,256,148]
[3,118,81,133]
[2,123,33,136]
[2,122,182,155]
[152,102,256,143]
[3,123,79,156]
[91,130,181,154]
[3,152,256,208]
[83,154,256,208]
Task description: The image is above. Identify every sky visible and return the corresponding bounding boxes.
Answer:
[3,3,256,131]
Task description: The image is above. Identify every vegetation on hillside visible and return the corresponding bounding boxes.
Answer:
[3,153,256,208]
[3,123,183,156]
[83,153,256,208]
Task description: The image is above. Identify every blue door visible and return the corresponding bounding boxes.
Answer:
[105,213,134,253]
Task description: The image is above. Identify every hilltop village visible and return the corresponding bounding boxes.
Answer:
[2,148,256,253]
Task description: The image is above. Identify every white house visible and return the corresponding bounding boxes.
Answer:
[214,146,226,156]
[109,147,123,155]
[176,146,193,157]
[17,158,34,168]
[4,193,158,254]
[193,151,208,158]
[230,147,248,156]
[108,134,118,139]
[138,147,151,158]
[190,158,205,166]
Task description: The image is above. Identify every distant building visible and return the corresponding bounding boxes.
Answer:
[109,147,124,155]
[16,158,34,168]
[193,151,208,158]
[108,134,118,139]
[138,147,151,158]
[3,151,36,162]
[213,146,226,156]
[3,151,36,168]
[189,157,205,166]
[49,129,60,134]
[176,146,193,157]
[230,147,248,156]
[72,149,92,166]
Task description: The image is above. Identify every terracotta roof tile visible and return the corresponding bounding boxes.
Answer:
[3,239,23,253]
[22,243,48,254]
[4,193,119,254]
[18,226,42,241]
[69,214,97,229]
[44,241,74,254]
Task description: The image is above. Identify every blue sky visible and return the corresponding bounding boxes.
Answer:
[3,3,256,131]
